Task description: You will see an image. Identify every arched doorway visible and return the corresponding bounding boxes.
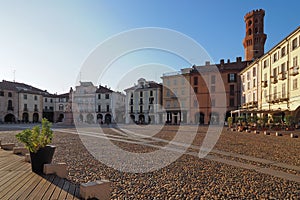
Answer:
[130,114,135,123]
[57,114,64,122]
[4,114,15,123]
[209,112,219,125]
[97,114,103,124]
[33,113,39,123]
[105,114,112,124]
[22,113,29,123]
[195,112,205,124]
[87,113,94,124]
[79,114,83,122]
[138,114,145,124]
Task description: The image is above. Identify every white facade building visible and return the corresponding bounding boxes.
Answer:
[125,78,162,124]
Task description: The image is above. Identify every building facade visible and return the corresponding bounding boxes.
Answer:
[241,26,300,122]
[125,78,162,124]
[190,58,250,125]
[73,82,125,124]
[161,69,191,124]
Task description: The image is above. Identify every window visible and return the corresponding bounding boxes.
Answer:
[139,105,143,113]
[247,82,250,90]
[181,77,185,85]
[253,79,256,87]
[105,94,109,99]
[242,75,245,83]
[45,106,48,110]
[273,52,278,63]
[181,89,185,95]
[193,100,198,108]
[253,92,256,101]
[264,90,267,99]
[0,91,3,96]
[282,83,286,98]
[150,90,153,96]
[107,105,110,112]
[34,104,38,112]
[293,56,298,67]
[193,77,198,85]
[228,73,236,82]
[264,73,267,81]
[45,98,48,102]
[281,63,286,73]
[140,91,143,97]
[59,104,64,111]
[130,99,133,105]
[247,71,250,80]
[273,67,277,77]
[229,98,234,107]
[24,94,27,100]
[211,99,215,107]
[130,106,133,113]
[166,101,171,108]
[50,99,53,103]
[292,38,298,50]
[140,98,143,104]
[24,104,27,111]
[8,92,12,97]
[50,106,53,111]
[230,85,234,96]
[293,79,298,90]
[281,46,286,57]
[166,90,170,97]
[34,95,38,101]
[211,85,215,93]
[130,93,133,98]
[194,87,198,93]
[173,79,177,85]
[8,100,12,108]
[263,60,268,69]
[149,97,154,104]
[211,75,216,84]
[273,86,277,99]
[98,94,101,99]
[98,105,101,112]
[253,67,256,77]
[166,79,170,86]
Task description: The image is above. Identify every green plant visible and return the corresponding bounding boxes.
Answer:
[285,115,295,127]
[227,117,233,128]
[16,118,53,153]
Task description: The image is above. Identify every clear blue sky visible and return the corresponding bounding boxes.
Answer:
[0,0,299,93]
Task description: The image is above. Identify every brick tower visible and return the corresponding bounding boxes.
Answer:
[243,9,267,61]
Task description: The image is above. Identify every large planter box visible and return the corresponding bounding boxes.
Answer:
[30,145,56,174]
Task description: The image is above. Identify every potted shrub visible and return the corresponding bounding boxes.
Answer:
[16,118,55,174]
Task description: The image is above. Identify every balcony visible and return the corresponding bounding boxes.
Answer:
[7,107,14,111]
[271,76,278,84]
[262,81,268,88]
[279,72,287,80]
[290,66,299,76]
[267,92,289,104]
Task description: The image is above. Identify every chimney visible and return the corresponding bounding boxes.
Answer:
[205,61,210,66]
[227,59,230,63]
[236,57,242,63]
[220,59,224,65]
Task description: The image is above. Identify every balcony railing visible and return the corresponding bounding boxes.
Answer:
[271,76,278,84]
[290,66,299,76]
[279,72,287,80]
[262,80,268,88]
[267,92,289,104]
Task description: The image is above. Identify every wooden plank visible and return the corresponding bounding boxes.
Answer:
[58,179,70,199]
[8,172,43,200]
[41,175,61,200]
[26,173,50,199]
[50,177,65,199]
[65,182,76,200]
[0,171,29,199]
[17,173,44,200]
[0,171,23,189]
[31,175,55,200]
[0,172,32,200]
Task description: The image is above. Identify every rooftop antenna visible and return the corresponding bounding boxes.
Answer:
[13,69,16,82]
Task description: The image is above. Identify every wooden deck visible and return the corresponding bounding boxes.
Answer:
[0,149,80,200]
